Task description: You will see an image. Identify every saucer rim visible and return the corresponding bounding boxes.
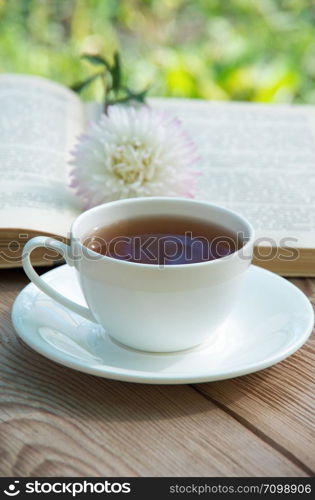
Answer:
[12,265,314,384]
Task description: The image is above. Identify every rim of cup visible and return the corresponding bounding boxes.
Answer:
[71,197,255,269]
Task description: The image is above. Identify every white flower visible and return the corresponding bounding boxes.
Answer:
[69,106,199,208]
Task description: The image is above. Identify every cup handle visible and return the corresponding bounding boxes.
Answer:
[22,236,95,322]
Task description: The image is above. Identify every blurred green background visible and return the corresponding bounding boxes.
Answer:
[1,0,315,103]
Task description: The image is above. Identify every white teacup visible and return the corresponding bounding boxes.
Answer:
[22,197,254,352]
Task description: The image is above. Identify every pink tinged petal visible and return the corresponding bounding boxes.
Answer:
[69,179,79,188]
[69,106,200,208]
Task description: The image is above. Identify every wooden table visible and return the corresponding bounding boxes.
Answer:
[0,269,314,477]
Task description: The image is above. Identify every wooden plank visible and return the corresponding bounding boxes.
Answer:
[0,270,307,476]
[193,278,315,475]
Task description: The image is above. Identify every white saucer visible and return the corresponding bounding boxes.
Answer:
[12,265,314,384]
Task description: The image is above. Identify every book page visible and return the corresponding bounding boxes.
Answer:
[152,98,315,249]
[0,74,84,238]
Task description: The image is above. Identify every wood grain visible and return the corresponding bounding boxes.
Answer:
[193,278,315,475]
[0,269,313,477]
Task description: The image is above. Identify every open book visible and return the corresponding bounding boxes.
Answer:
[0,73,314,275]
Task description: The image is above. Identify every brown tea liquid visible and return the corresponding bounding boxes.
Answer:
[83,215,241,265]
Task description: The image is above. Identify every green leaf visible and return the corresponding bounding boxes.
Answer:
[106,96,130,106]
[82,54,111,71]
[70,73,101,93]
[111,52,121,91]
[125,87,149,103]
